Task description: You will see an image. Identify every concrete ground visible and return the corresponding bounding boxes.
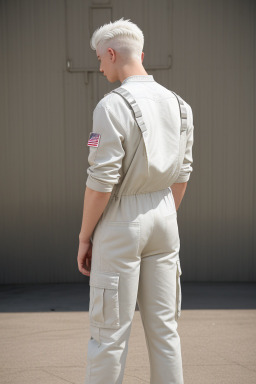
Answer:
[0,282,255,384]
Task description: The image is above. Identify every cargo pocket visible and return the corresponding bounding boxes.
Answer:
[89,270,120,329]
[175,259,182,321]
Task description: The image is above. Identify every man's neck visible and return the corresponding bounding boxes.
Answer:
[118,66,149,84]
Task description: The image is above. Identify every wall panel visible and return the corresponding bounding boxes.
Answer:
[0,0,255,283]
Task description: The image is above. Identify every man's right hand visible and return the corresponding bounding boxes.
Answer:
[170,182,187,211]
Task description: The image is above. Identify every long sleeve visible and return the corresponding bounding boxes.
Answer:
[86,104,125,192]
[174,104,194,183]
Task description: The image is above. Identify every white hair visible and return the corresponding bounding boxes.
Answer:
[90,17,144,61]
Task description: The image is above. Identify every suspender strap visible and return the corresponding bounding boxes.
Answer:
[171,91,188,133]
[101,87,188,199]
[110,87,187,135]
[110,87,147,135]
[106,86,149,199]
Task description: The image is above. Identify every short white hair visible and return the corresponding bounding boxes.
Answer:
[90,17,144,61]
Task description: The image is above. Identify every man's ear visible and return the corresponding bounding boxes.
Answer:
[141,52,144,62]
[108,47,116,62]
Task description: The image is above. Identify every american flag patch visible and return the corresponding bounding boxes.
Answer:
[87,132,101,147]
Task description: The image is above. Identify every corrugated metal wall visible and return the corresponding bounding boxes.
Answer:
[0,0,255,283]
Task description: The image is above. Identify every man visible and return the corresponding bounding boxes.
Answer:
[77,17,194,384]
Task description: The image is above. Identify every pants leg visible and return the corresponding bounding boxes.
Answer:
[84,188,184,383]
[84,220,141,384]
[137,210,184,384]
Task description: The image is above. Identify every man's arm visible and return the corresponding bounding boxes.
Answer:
[170,102,194,211]
[77,102,126,275]
[77,187,110,276]
[171,182,187,211]
[79,187,111,243]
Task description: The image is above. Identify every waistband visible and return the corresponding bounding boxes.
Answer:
[113,187,172,199]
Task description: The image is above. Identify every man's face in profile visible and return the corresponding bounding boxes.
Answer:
[97,48,119,83]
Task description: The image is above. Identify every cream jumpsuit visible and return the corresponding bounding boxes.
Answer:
[84,75,194,384]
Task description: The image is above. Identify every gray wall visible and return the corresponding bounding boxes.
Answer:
[0,0,255,283]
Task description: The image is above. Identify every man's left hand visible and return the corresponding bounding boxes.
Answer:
[77,240,92,276]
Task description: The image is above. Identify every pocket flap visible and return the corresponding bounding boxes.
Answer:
[89,271,120,290]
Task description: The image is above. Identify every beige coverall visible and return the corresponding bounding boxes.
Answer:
[84,75,194,384]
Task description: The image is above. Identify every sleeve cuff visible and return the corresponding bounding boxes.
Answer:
[86,175,114,192]
[174,174,191,183]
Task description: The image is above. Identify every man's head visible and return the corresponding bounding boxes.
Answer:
[90,17,148,83]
